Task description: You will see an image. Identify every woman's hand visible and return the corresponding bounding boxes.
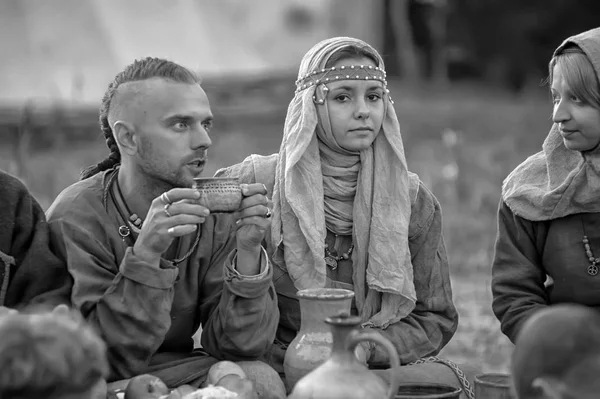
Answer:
[233,184,272,253]
[232,184,272,275]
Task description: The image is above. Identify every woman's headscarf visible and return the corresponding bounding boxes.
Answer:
[270,37,417,329]
[502,27,600,221]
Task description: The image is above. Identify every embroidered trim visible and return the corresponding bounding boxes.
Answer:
[295,64,387,94]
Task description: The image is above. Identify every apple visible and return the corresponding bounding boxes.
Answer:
[206,361,247,386]
[124,374,170,399]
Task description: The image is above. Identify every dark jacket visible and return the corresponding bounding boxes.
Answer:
[0,170,71,308]
[492,200,600,343]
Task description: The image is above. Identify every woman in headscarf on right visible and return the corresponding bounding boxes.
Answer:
[493,26,600,366]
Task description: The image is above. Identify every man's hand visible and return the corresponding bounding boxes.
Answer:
[133,188,210,267]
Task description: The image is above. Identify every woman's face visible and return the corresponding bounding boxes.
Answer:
[325,56,385,152]
[552,64,600,152]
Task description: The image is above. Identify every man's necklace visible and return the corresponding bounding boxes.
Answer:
[110,172,200,265]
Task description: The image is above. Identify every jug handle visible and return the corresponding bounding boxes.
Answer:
[346,330,401,399]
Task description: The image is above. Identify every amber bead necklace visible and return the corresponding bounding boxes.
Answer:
[581,216,600,276]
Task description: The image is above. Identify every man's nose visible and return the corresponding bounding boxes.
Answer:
[191,125,212,149]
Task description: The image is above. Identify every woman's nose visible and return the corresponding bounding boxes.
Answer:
[552,100,571,124]
[354,99,370,119]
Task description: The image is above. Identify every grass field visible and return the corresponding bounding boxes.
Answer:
[0,79,554,374]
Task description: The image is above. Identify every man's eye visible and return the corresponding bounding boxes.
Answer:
[202,121,213,130]
[174,122,188,130]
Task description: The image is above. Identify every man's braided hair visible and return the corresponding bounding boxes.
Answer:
[80,57,201,180]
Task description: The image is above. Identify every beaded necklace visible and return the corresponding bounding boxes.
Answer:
[324,232,354,270]
[581,216,599,276]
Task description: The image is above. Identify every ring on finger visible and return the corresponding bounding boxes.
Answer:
[160,192,172,205]
[264,208,272,219]
[164,203,173,218]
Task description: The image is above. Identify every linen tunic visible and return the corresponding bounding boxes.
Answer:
[46,169,279,386]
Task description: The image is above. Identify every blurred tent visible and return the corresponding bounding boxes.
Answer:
[0,0,383,126]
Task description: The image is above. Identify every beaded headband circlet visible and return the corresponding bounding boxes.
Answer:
[295,64,393,104]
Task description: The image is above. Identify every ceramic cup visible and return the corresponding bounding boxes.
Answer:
[192,177,242,213]
[474,373,514,399]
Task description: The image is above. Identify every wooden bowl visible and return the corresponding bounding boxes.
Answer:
[395,383,462,398]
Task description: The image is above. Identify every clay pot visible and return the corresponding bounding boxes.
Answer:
[192,177,242,213]
[474,373,515,399]
[395,383,462,398]
[288,313,401,399]
[283,288,355,391]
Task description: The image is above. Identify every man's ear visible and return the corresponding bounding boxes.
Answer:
[532,376,567,399]
[113,120,137,155]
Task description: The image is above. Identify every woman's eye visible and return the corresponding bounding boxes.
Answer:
[368,93,382,101]
[335,94,350,102]
[571,95,582,103]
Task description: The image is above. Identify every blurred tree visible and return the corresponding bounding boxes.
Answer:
[409,0,449,84]
[383,0,450,84]
[384,0,419,80]
[447,0,600,89]
[384,0,600,87]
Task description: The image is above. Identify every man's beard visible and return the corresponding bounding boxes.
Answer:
[136,148,191,194]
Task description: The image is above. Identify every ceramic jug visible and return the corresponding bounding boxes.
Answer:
[283,288,355,391]
[288,312,401,399]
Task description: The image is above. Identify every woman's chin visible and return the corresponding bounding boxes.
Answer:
[563,138,595,152]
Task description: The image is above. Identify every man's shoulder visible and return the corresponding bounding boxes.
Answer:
[46,172,106,224]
